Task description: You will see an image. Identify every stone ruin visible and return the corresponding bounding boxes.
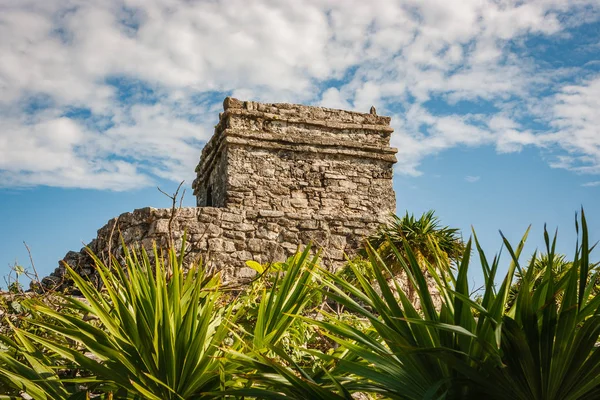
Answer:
[42,97,398,289]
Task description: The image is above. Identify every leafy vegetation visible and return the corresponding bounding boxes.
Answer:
[363,210,466,303]
[0,210,598,399]
[366,210,465,269]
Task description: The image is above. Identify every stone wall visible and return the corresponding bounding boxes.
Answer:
[43,206,385,290]
[224,146,395,219]
[193,98,397,219]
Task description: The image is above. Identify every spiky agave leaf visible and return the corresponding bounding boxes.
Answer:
[252,246,321,351]
[217,345,355,399]
[315,210,600,400]
[225,246,359,397]
[487,209,600,400]
[0,320,111,400]
[311,223,530,399]
[14,235,239,399]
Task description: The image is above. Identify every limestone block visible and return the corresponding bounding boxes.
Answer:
[270,185,290,196]
[256,228,279,241]
[290,198,308,208]
[291,190,306,199]
[222,212,244,223]
[338,180,358,190]
[141,238,155,249]
[245,210,258,219]
[196,240,208,251]
[221,222,238,231]
[208,238,224,252]
[266,223,281,233]
[353,228,371,237]
[235,250,253,261]
[275,217,296,229]
[234,239,247,251]
[282,230,299,242]
[223,230,245,241]
[321,198,344,208]
[198,208,222,222]
[148,220,165,233]
[324,173,346,180]
[223,241,236,253]
[299,220,318,230]
[284,212,312,220]
[247,238,262,252]
[228,191,245,200]
[324,249,345,260]
[132,207,154,220]
[205,223,223,237]
[345,220,367,228]
[259,210,284,218]
[238,223,256,232]
[223,97,243,110]
[328,186,350,193]
[264,242,286,262]
[243,198,257,207]
[176,208,197,219]
[123,226,147,241]
[179,221,201,234]
[281,242,298,253]
[329,235,347,250]
[300,231,328,246]
[236,267,257,279]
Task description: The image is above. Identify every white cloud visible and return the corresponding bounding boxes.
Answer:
[583,181,600,187]
[465,176,481,183]
[319,88,352,110]
[546,76,600,174]
[0,0,599,189]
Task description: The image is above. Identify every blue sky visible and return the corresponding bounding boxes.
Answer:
[1,0,599,289]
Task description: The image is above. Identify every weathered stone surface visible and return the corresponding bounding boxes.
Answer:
[44,97,398,290]
[193,98,397,219]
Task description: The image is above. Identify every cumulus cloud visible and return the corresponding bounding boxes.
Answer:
[0,0,599,189]
[547,76,600,174]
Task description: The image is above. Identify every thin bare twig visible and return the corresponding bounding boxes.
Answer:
[23,241,45,294]
[469,282,486,298]
[105,216,120,267]
[179,188,186,209]
[157,180,185,248]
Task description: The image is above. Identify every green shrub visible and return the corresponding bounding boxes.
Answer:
[2,238,237,399]
[1,211,598,400]
[307,210,600,399]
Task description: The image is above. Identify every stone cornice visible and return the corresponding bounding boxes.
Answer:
[222,96,392,126]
